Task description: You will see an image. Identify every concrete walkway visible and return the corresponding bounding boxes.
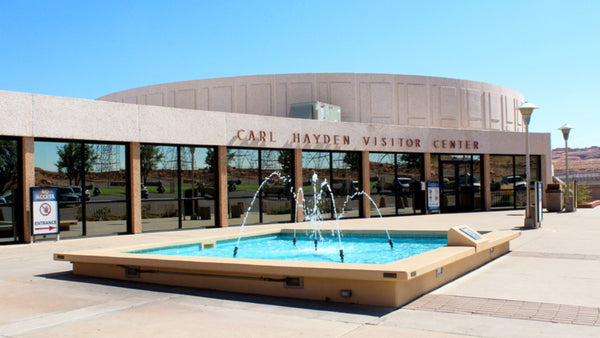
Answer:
[1,208,599,337]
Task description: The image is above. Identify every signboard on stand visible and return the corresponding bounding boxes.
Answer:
[31,187,59,237]
[427,181,440,211]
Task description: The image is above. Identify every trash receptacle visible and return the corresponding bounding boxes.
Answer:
[545,183,563,212]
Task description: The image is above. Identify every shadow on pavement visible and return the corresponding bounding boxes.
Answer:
[39,271,396,317]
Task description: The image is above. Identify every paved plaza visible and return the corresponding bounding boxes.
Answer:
[1,208,599,337]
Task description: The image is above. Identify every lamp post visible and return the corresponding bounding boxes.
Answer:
[559,124,574,212]
[517,102,539,228]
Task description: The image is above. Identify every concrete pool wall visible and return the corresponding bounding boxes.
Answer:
[55,226,519,307]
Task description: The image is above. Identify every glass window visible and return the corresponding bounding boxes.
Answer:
[84,143,127,235]
[140,145,216,231]
[515,156,527,208]
[141,145,179,231]
[301,151,360,220]
[472,155,482,211]
[181,146,215,229]
[530,155,541,182]
[396,153,423,215]
[34,141,128,237]
[35,141,83,237]
[332,152,359,219]
[261,149,292,224]
[369,153,395,216]
[0,139,19,243]
[228,149,259,225]
[489,154,537,210]
[370,152,423,217]
[302,151,332,219]
[430,154,440,182]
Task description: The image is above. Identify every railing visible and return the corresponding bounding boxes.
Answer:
[554,172,600,184]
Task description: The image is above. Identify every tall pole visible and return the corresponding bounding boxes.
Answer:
[525,123,531,222]
[517,102,538,228]
[559,124,573,212]
[565,137,569,211]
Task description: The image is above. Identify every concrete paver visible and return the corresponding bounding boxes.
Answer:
[1,208,599,337]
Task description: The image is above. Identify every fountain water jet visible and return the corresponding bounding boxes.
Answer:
[232,171,393,262]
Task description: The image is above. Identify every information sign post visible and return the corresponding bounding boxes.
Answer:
[31,187,60,241]
[427,181,440,213]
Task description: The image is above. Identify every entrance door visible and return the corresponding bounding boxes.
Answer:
[440,161,475,212]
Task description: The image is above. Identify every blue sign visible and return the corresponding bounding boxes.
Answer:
[460,226,482,240]
[31,187,59,235]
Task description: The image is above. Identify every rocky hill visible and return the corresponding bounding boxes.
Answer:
[552,146,600,174]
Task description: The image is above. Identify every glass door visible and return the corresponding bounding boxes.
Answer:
[441,162,458,211]
[457,161,474,211]
[440,160,475,212]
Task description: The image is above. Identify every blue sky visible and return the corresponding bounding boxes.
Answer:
[1,0,598,149]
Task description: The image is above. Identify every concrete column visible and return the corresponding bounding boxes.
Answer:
[359,151,370,218]
[215,146,229,227]
[482,154,492,211]
[127,142,142,234]
[292,149,304,222]
[423,152,432,182]
[20,137,35,243]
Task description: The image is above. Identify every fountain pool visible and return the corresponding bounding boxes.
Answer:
[129,232,447,264]
[55,225,520,307]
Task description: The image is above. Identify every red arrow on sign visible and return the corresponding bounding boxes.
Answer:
[35,226,56,231]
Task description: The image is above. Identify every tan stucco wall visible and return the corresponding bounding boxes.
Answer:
[0,89,553,186]
[98,73,526,132]
[0,90,549,155]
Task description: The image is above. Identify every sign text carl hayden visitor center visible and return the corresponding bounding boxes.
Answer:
[0,73,550,244]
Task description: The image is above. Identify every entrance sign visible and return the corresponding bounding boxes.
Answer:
[427,181,440,210]
[31,187,59,236]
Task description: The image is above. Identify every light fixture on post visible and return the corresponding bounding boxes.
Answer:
[517,102,539,228]
[559,124,574,212]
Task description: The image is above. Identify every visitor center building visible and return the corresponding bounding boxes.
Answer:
[0,73,551,244]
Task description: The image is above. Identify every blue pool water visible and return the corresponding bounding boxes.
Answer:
[130,233,447,264]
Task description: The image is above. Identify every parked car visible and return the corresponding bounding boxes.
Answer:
[141,184,149,199]
[0,192,12,205]
[458,175,481,191]
[70,186,90,201]
[52,186,81,204]
[500,176,527,190]
[393,177,415,194]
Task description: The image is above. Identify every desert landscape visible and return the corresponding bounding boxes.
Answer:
[552,146,600,174]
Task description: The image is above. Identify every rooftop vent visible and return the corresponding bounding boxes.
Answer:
[289,101,341,122]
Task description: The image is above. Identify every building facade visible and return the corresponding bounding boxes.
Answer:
[0,73,551,244]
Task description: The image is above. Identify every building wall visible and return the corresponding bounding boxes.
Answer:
[97,73,526,132]
[0,90,549,158]
[0,86,552,242]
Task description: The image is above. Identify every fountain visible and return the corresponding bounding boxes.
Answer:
[232,171,393,262]
[55,173,521,307]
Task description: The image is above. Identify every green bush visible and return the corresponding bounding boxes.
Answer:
[267,204,291,215]
[561,182,591,205]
